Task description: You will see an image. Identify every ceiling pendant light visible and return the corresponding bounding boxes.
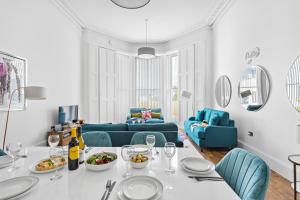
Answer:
[111,0,150,9]
[138,19,155,59]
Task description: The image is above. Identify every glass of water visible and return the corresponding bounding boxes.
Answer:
[121,145,133,178]
[146,135,155,156]
[164,142,176,174]
[6,142,22,172]
[48,134,59,156]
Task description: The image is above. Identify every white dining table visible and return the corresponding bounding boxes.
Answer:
[0,140,240,200]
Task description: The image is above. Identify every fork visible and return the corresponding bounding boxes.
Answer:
[101,180,111,200]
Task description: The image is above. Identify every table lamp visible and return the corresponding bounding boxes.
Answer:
[2,86,47,149]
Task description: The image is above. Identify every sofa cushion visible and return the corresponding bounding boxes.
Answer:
[151,112,161,119]
[209,113,220,125]
[130,108,144,114]
[131,113,142,118]
[204,109,212,122]
[0,149,6,156]
[203,108,229,126]
[82,123,128,132]
[145,118,164,123]
[195,110,205,121]
[151,108,161,113]
[128,123,178,132]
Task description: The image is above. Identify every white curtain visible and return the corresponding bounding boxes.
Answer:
[135,57,161,108]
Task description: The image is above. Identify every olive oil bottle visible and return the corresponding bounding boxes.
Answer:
[77,126,85,164]
[68,128,79,170]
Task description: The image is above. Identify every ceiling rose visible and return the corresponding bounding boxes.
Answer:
[111,0,151,9]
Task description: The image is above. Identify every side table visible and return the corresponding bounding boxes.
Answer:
[288,155,300,200]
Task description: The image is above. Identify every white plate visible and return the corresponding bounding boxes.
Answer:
[29,158,66,174]
[0,155,13,169]
[123,176,158,200]
[0,176,39,200]
[117,176,163,200]
[181,157,212,172]
[180,158,215,175]
[132,145,150,154]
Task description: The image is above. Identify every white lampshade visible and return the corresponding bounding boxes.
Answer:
[24,86,47,100]
[138,47,155,59]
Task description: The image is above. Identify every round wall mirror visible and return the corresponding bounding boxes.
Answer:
[215,75,232,108]
[238,65,270,111]
[286,55,300,112]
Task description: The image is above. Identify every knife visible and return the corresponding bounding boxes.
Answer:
[104,181,116,200]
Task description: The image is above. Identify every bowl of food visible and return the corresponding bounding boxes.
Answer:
[130,153,149,169]
[85,152,117,171]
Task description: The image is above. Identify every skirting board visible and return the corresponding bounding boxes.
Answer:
[238,140,294,182]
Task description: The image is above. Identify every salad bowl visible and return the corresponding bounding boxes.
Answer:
[85,152,117,171]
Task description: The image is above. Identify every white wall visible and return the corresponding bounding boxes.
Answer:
[212,0,300,180]
[0,0,82,146]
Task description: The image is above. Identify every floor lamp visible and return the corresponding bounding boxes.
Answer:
[2,86,47,149]
[181,90,194,115]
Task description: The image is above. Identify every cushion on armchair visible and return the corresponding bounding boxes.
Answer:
[131,113,142,118]
[151,112,161,119]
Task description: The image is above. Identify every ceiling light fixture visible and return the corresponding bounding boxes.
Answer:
[138,19,155,59]
[111,0,150,9]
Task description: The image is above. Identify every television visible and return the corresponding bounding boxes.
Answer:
[58,105,78,124]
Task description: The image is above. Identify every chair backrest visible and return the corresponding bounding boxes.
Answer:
[82,131,112,147]
[0,149,6,156]
[216,148,269,200]
[130,131,167,147]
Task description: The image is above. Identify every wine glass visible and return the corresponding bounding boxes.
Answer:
[48,134,61,181]
[121,145,133,178]
[48,134,59,156]
[50,147,63,181]
[164,142,176,174]
[6,142,22,172]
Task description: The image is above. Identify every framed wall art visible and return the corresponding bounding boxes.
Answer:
[0,51,26,111]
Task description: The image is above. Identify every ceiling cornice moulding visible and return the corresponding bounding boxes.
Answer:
[49,0,86,29]
[50,0,236,43]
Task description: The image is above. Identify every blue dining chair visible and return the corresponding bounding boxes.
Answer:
[130,132,167,147]
[0,149,6,156]
[216,148,270,200]
[82,131,112,147]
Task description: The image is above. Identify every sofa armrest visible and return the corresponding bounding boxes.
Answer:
[188,116,196,121]
[160,114,164,120]
[127,115,131,120]
[201,125,237,147]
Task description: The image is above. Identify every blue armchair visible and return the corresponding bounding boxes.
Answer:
[184,108,237,151]
[126,108,164,124]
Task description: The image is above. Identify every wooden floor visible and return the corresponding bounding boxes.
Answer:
[188,138,294,200]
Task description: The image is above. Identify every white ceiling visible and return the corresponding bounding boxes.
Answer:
[65,0,222,43]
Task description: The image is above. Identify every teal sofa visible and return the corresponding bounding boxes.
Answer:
[184,108,237,151]
[126,108,164,124]
[82,123,178,147]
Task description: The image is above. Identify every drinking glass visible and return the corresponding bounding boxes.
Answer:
[164,142,176,174]
[121,145,133,178]
[48,134,61,181]
[146,135,155,158]
[50,147,63,181]
[6,142,22,172]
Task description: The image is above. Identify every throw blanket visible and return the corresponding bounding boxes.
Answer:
[190,123,201,132]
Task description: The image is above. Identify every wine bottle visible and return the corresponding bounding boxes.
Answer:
[68,128,79,170]
[77,126,85,164]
